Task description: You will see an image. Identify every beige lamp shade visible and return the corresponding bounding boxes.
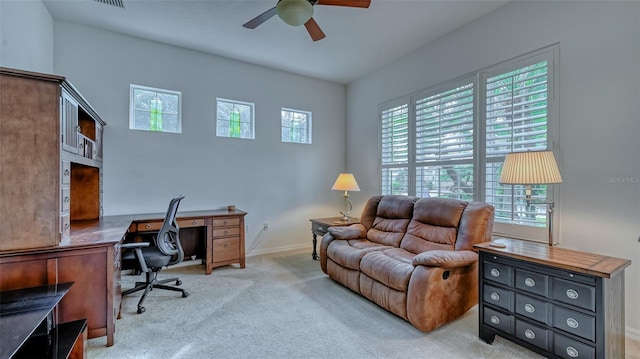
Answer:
[332,173,361,192]
[499,150,563,185]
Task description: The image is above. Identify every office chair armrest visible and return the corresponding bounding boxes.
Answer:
[122,242,150,249]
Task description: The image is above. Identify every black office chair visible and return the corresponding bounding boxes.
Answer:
[122,195,189,314]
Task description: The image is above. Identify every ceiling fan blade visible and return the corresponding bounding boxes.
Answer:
[304,18,326,41]
[242,6,278,29]
[316,0,371,8]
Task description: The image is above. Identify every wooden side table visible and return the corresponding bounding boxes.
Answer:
[309,217,360,260]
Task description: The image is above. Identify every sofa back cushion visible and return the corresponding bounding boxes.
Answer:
[400,198,466,254]
[361,195,417,247]
[400,198,495,254]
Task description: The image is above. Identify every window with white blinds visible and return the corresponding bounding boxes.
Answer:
[381,104,409,195]
[379,46,558,242]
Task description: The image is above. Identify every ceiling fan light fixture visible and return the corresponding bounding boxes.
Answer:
[276,0,314,27]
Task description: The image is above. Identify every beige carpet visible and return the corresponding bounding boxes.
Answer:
[87,250,631,358]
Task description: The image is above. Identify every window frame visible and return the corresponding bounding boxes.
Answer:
[216,97,256,140]
[129,84,182,133]
[281,107,312,144]
[379,45,560,243]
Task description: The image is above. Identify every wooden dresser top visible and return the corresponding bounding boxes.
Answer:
[474,238,631,278]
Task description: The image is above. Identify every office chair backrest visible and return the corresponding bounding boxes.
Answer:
[155,195,185,265]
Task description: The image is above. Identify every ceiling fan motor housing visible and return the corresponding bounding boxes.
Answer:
[277,0,314,26]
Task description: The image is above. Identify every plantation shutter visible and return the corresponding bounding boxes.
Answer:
[414,82,474,200]
[381,104,409,195]
[484,59,551,229]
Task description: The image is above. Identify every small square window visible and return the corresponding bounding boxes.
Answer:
[281,108,311,144]
[129,84,181,133]
[216,98,255,139]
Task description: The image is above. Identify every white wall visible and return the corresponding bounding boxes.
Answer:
[53,21,347,256]
[0,0,54,73]
[347,1,640,337]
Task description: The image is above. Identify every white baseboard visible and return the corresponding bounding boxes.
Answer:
[246,243,311,257]
[627,326,640,342]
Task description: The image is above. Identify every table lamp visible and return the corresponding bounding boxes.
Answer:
[331,173,360,221]
[499,150,563,246]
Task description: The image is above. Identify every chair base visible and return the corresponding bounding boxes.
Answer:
[122,270,189,314]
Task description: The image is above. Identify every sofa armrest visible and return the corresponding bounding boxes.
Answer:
[328,224,366,240]
[412,250,478,269]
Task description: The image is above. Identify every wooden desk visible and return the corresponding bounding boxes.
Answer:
[0,282,87,359]
[0,209,247,348]
[127,209,247,274]
[309,217,360,260]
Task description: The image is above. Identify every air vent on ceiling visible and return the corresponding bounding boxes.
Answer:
[94,0,125,9]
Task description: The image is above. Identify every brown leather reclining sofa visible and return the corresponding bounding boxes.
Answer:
[320,195,495,332]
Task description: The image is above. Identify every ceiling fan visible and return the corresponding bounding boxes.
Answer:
[242,0,371,42]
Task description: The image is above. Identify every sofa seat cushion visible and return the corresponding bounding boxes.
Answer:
[327,239,392,270]
[360,248,415,292]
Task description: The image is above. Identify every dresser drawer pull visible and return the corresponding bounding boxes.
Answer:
[64,196,70,203]
[566,289,579,299]
[145,224,151,230]
[64,223,70,230]
[566,346,579,358]
[224,242,230,248]
[490,315,500,324]
[224,230,229,235]
[524,277,536,287]
[490,269,500,277]
[524,303,535,313]
[192,220,198,225]
[524,329,536,339]
[490,292,500,301]
[64,169,70,176]
[319,226,325,231]
[566,318,579,328]
[224,220,229,225]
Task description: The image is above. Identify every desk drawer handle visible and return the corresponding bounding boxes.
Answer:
[318,226,324,231]
[64,196,70,203]
[64,169,70,176]
[224,242,229,248]
[566,318,579,329]
[224,230,229,235]
[145,224,151,230]
[223,220,229,225]
[192,220,198,225]
[566,289,579,300]
[566,347,579,358]
[524,277,536,287]
[490,292,500,301]
[524,329,535,339]
[524,304,535,313]
[490,315,500,324]
[64,223,70,230]
[490,268,500,277]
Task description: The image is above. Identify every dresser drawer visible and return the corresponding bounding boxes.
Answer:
[483,284,513,311]
[61,160,71,185]
[212,227,240,238]
[212,237,240,263]
[483,307,513,335]
[61,214,71,240]
[177,218,205,228]
[553,333,595,359]
[312,222,330,234]
[136,221,163,232]
[515,268,549,297]
[61,187,71,212]
[515,293,550,325]
[212,217,240,227]
[552,278,595,312]
[552,306,595,341]
[483,261,513,286]
[515,320,550,352]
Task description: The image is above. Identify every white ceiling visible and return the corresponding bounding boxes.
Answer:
[42,0,509,84]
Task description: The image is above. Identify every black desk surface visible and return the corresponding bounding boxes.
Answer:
[0,282,73,359]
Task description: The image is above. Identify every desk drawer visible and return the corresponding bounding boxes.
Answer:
[136,221,162,232]
[312,222,329,234]
[212,217,240,228]
[213,227,240,238]
[177,219,205,228]
[483,261,513,286]
[212,237,240,262]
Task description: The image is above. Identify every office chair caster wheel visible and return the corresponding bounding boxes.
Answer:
[176,280,182,286]
[137,306,146,314]
[182,291,189,298]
